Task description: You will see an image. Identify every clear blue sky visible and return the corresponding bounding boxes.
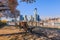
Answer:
[17,0,60,18]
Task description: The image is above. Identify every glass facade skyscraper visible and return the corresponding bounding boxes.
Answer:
[20,15,24,21]
[34,8,41,21]
[24,15,28,21]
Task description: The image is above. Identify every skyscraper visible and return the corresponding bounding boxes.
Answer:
[24,15,28,21]
[37,15,41,21]
[34,8,41,21]
[29,15,34,21]
[20,15,24,21]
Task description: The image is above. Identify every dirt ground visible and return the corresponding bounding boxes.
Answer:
[0,26,48,40]
[0,26,60,40]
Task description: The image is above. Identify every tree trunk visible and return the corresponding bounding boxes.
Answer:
[14,14,17,27]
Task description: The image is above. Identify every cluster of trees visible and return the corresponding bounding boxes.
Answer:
[8,0,36,26]
[8,0,36,14]
[0,0,36,27]
[8,0,18,13]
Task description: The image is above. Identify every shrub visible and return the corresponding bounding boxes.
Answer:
[0,20,7,28]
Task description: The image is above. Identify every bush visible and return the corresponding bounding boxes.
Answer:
[0,20,7,28]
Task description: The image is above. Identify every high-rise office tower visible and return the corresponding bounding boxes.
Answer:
[30,15,34,21]
[34,8,37,21]
[37,15,41,21]
[20,15,24,21]
[34,8,41,21]
[24,15,28,21]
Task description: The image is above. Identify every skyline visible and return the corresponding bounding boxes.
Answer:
[17,0,60,19]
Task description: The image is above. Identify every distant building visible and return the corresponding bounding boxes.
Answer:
[29,15,34,21]
[20,15,24,21]
[24,15,28,21]
[34,8,41,21]
[37,15,41,21]
[43,18,60,27]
